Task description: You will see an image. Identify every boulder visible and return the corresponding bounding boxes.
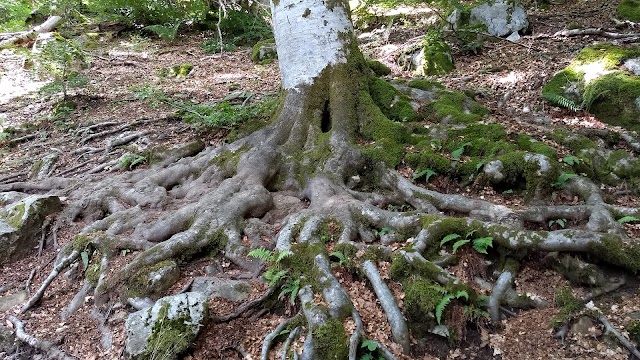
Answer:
[447,0,529,37]
[125,292,208,359]
[469,0,529,37]
[251,39,277,64]
[0,195,62,265]
[128,260,180,299]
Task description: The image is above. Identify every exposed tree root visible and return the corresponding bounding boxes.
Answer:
[7,316,76,360]
[599,315,640,359]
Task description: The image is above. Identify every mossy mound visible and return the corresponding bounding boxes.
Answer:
[251,38,277,64]
[423,90,490,124]
[421,32,454,76]
[542,44,640,131]
[366,59,391,77]
[617,0,640,22]
[368,77,419,122]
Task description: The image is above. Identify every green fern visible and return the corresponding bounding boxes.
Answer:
[542,92,582,111]
[472,237,493,254]
[248,248,273,262]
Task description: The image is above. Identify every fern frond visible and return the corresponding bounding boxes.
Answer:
[248,248,273,262]
[436,294,454,324]
[542,92,582,111]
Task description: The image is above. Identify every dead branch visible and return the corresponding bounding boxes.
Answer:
[553,28,640,39]
[599,316,640,359]
[0,16,62,47]
[7,316,76,360]
[21,249,80,313]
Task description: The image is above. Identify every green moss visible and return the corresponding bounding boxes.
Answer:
[407,79,444,91]
[367,77,418,122]
[85,261,102,286]
[144,302,201,359]
[69,233,93,253]
[312,318,348,360]
[366,59,391,77]
[128,260,177,297]
[404,279,441,334]
[573,43,640,70]
[421,32,454,76]
[618,0,640,21]
[584,71,640,131]
[626,320,640,343]
[211,145,250,171]
[361,138,406,167]
[514,134,557,159]
[2,203,25,228]
[425,91,490,124]
[490,151,558,198]
[389,254,442,282]
[404,146,451,174]
[549,129,598,153]
[251,38,276,63]
[315,219,344,243]
[589,235,640,273]
[361,245,390,263]
[551,287,583,329]
[445,123,508,157]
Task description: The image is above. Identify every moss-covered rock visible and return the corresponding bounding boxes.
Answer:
[0,195,62,265]
[368,77,418,122]
[424,90,490,124]
[542,44,640,131]
[251,38,277,64]
[125,292,208,359]
[366,59,391,77]
[617,0,640,23]
[404,279,441,335]
[127,260,180,299]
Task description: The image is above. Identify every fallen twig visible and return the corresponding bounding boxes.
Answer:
[8,316,76,360]
[599,315,640,359]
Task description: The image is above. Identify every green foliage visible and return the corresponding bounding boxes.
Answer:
[618,216,640,224]
[86,0,210,28]
[366,60,391,77]
[552,172,577,188]
[436,289,469,324]
[329,251,346,265]
[359,338,383,360]
[248,248,302,304]
[35,34,89,99]
[0,0,32,31]
[562,155,580,166]
[80,250,90,269]
[202,9,272,53]
[412,168,437,182]
[542,92,582,111]
[440,230,493,254]
[120,153,148,170]
[145,23,180,40]
[131,86,277,132]
[548,218,566,229]
[451,142,471,161]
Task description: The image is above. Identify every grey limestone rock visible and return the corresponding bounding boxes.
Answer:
[125,292,208,359]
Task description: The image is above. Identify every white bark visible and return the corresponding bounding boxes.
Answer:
[271,0,353,90]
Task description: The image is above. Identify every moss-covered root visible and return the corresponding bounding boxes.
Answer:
[298,286,349,360]
[362,260,410,353]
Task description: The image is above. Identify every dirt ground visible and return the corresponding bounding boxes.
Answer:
[0,0,639,359]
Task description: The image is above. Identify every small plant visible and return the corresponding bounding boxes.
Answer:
[435,289,469,324]
[548,218,567,229]
[200,38,236,54]
[120,153,148,170]
[359,338,383,360]
[145,23,180,40]
[248,248,301,304]
[440,230,493,254]
[329,251,346,265]
[451,142,471,161]
[412,168,437,182]
[562,155,580,166]
[36,34,89,100]
[617,216,640,223]
[552,172,577,188]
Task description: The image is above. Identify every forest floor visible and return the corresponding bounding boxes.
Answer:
[1,0,640,359]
